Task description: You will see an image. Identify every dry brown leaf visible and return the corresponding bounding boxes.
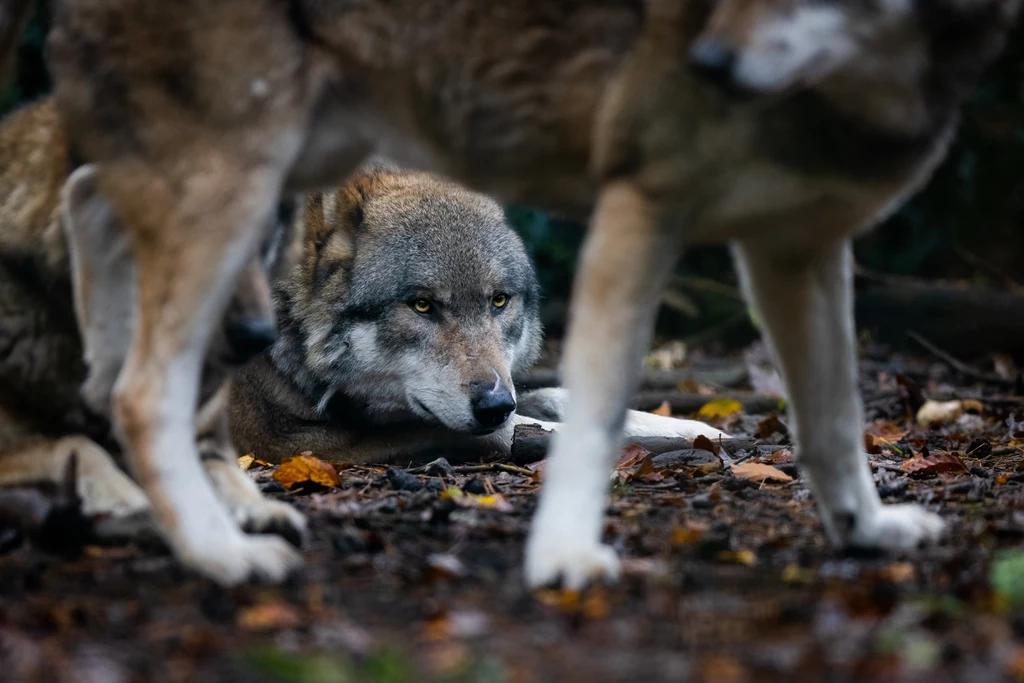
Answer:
[616,443,653,470]
[697,398,743,419]
[237,601,302,631]
[650,401,673,417]
[272,454,340,490]
[237,454,255,471]
[731,462,792,483]
[671,527,705,545]
[901,450,969,475]
[757,414,786,439]
[692,434,719,456]
[864,433,883,455]
[718,549,757,566]
[867,419,911,443]
[996,473,1012,485]
[764,448,794,464]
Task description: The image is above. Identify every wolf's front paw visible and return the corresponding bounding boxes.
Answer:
[179,531,303,586]
[524,531,620,589]
[234,499,308,548]
[846,504,945,551]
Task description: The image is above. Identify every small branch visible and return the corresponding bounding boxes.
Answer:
[907,330,1013,386]
[449,463,536,478]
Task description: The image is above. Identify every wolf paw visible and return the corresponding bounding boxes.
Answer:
[180,532,303,586]
[234,499,308,548]
[847,504,945,550]
[524,534,620,590]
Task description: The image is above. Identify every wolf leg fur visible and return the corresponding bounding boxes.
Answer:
[731,238,944,550]
[524,182,681,589]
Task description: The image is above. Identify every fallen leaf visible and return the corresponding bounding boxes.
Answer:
[757,414,786,438]
[764,448,794,464]
[718,549,757,566]
[650,401,673,417]
[671,527,704,545]
[237,454,255,471]
[439,488,513,513]
[731,462,792,483]
[901,450,968,475]
[692,434,719,456]
[781,564,815,584]
[880,562,916,583]
[616,443,653,470]
[867,419,911,443]
[272,454,340,490]
[864,433,883,455]
[238,601,302,631]
[996,473,1011,485]
[697,398,743,420]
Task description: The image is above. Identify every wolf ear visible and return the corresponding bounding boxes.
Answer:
[60,164,136,416]
[302,172,376,290]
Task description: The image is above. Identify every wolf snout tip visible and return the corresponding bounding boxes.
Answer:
[469,379,516,431]
[688,37,738,85]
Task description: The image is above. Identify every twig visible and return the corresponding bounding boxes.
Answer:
[449,463,536,478]
[907,330,1012,386]
[870,462,907,474]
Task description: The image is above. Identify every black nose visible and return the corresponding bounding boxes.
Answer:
[225,317,276,362]
[688,38,737,83]
[469,381,516,430]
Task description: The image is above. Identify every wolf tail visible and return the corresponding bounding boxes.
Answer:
[0,0,35,92]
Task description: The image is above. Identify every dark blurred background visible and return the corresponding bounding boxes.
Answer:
[7,4,1023,357]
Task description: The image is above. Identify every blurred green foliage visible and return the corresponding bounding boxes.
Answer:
[5,3,1021,339]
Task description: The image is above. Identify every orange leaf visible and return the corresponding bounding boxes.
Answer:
[272,454,340,490]
[731,462,792,483]
[864,433,883,455]
[867,419,910,443]
[616,443,653,471]
[237,601,301,631]
[901,450,969,475]
[650,401,672,417]
[764,448,794,464]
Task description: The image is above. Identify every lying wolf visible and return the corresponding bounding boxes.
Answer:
[0,97,306,543]
[229,161,725,463]
[17,0,1017,585]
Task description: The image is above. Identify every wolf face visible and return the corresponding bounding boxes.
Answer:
[688,0,921,96]
[273,163,543,436]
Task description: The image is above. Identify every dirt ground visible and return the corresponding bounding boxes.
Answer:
[4,341,1024,683]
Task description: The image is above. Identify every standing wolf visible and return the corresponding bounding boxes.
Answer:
[229,161,725,463]
[7,0,1015,586]
[0,96,307,542]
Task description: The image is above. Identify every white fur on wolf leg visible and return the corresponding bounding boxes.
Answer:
[116,334,301,586]
[203,457,307,541]
[524,429,621,590]
[732,239,944,554]
[61,165,135,418]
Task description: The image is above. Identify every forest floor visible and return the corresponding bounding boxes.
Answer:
[3,340,1024,683]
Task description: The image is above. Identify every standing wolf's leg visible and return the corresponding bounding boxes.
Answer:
[732,238,943,549]
[524,182,681,589]
[61,165,134,417]
[101,157,302,586]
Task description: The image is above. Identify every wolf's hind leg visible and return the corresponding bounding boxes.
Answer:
[731,238,943,550]
[524,182,682,589]
[61,165,135,418]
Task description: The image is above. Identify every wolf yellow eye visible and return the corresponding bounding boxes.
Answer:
[491,293,509,309]
[412,299,432,314]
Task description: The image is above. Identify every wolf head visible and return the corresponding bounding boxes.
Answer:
[688,0,1020,99]
[273,161,543,435]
